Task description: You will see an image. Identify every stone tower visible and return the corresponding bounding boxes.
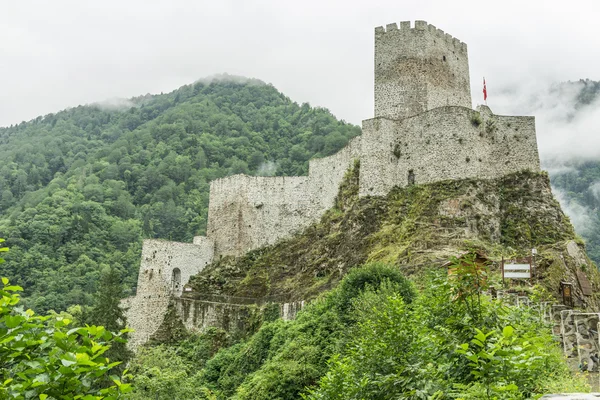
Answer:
[374,20,472,120]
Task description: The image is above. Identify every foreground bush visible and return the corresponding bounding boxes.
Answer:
[129,263,415,399]
[128,260,586,399]
[0,241,130,399]
[305,268,588,399]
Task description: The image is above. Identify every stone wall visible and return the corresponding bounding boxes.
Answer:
[207,136,362,256]
[124,239,214,348]
[359,105,540,197]
[175,297,305,334]
[307,136,362,210]
[374,20,471,120]
[176,297,256,334]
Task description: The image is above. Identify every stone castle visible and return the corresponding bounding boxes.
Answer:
[123,20,541,348]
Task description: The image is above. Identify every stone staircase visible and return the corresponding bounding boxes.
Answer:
[498,292,600,394]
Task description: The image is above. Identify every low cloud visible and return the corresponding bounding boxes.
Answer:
[194,74,267,87]
[256,161,278,176]
[591,181,600,202]
[91,97,136,111]
[492,79,600,163]
[552,187,593,236]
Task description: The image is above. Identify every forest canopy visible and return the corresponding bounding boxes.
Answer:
[0,77,360,312]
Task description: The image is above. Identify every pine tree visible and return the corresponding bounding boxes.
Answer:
[88,266,132,367]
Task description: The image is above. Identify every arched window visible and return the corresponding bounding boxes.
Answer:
[172,268,181,292]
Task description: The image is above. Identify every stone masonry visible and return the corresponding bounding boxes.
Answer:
[375,21,471,120]
[123,20,541,349]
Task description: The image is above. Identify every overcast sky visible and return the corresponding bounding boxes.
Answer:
[1,0,599,134]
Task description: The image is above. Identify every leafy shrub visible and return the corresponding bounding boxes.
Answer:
[0,242,130,399]
[334,262,416,316]
[129,261,586,400]
[306,268,588,399]
[470,112,482,127]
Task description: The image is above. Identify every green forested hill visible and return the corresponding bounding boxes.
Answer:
[546,79,600,265]
[550,161,600,263]
[0,77,360,312]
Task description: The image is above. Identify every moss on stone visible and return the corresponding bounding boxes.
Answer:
[149,302,189,345]
[186,167,583,304]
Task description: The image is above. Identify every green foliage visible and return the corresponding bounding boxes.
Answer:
[0,244,131,398]
[130,264,414,399]
[127,256,587,400]
[334,262,416,316]
[305,268,587,399]
[85,266,132,371]
[0,79,360,312]
[447,253,489,323]
[128,327,230,399]
[470,112,482,127]
[1,275,130,398]
[127,345,208,400]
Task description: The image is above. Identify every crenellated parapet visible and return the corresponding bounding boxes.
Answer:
[374,20,472,120]
[375,21,468,53]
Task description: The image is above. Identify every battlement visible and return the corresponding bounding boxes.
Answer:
[374,21,467,53]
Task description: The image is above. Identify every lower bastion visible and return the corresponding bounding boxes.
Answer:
[123,20,541,349]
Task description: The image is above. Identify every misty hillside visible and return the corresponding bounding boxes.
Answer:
[0,77,360,312]
[544,80,600,264]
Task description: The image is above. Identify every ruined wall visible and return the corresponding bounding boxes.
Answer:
[175,296,305,334]
[307,136,362,210]
[375,20,471,120]
[176,297,256,334]
[359,105,540,197]
[124,239,214,348]
[207,137,361,256]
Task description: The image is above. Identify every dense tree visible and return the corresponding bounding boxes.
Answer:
[0,78,360,312]
[85,266,132,369]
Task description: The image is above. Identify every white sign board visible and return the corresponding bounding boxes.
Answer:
[504,271,531,279]
[505,264,530,270]
[504,263,531,279]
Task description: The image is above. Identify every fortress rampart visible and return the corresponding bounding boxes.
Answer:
[123,239,214,348]
[360,105,539,196]
[123,21,542,349]
[207,136,362,256]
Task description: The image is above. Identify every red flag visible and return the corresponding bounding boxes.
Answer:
[483,78,487,102]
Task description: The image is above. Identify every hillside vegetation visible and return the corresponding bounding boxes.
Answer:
[130,162,598,399]
[128,264,589,399]
[0,77,360,312]
[187,164,599,307]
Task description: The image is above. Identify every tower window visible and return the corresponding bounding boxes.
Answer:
[172,268,181,291]
[443,56,446,62]
[408,170,415,185]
